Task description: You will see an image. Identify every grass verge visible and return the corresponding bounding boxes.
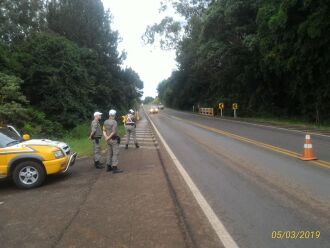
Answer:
[239,117,330,131]
[63,123,126,157]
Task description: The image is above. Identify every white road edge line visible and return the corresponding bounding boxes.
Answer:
[145,109,239,248]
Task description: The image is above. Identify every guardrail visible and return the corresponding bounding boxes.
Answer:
[199,108,214,117]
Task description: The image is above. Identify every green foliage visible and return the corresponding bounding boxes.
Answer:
[118,67,144,110]
[66,123,90,139]
[0,0,144,137]
[143,0,212,49]
[47,0,119,58]
[155,0,330,123]
[63,137,93,157]
[152,97,161,105]
[143,17,182,50]
[63,123,125,157]
[0,0,46,43]
[21,108,64,138]
[62,123,92,156]
[143,96,155,104]
[17,32,95,128]
[255,0,330,122]
[0,73,28,125]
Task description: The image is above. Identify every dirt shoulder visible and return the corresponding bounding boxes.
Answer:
[0,115,221,248]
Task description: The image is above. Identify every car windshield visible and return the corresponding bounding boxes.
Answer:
[0,127,21,148]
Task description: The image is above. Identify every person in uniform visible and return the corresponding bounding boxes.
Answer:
[125,109,139,149]
[103,109,123,173]
[89,111,104,169]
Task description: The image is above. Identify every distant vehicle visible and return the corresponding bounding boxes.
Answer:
[158,104,164,110]
[0,125,77,189]
[149,106,159,114]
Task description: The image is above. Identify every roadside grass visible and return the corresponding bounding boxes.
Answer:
[241,117,330,131]
[63,123,126,157]
[189,108,330,132]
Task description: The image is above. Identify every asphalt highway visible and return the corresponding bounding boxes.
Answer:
[148,108,330,248]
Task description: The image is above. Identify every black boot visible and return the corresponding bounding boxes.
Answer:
[112,166,123,174]
[135,143,139,148]
[125,144,128,149]
[95,161,104,169]
[106,165,112,172]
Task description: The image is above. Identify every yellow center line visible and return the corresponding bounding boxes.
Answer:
[170,115,330,170]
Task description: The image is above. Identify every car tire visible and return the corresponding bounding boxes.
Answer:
[13,161,46,189]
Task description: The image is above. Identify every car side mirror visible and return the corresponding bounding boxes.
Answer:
[22,134,31,141]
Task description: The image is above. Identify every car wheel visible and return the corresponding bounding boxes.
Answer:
[13,161,46,189]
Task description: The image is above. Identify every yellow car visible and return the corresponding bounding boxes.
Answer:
[0,125,77,189]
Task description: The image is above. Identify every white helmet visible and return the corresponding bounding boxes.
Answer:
[109,109,116,116]
[129,109,134,114]
[93,111,102,117]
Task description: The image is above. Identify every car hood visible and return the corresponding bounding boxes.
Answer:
[22,139,70,153]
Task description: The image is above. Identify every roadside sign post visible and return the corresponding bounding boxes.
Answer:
[193,105,195,113]
[232,103,238,118]
[218,103,224,117]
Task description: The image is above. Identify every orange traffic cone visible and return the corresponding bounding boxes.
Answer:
[300,134,317,161]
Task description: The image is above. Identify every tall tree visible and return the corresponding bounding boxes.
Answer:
[143,0,212,50]
[0,0,46,44]
[17,32,95,128]
[47,0,120,61]
[154,0,330,123]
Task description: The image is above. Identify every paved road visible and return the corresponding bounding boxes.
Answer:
[148,108,330,248]
[169,109,330,162]
[0,113,220,248]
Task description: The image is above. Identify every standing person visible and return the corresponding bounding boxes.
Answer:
[89,111,104,169]
[103,109,123,173]
[125,109,139,149]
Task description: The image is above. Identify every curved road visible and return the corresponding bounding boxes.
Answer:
[147,107,330,248]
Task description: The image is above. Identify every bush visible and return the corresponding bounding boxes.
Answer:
[0,72,28,125]
[21,108,64,138]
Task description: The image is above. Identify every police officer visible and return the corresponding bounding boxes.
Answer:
[103,109,123,173]
[125,109,139,149]
[89,111,104,169]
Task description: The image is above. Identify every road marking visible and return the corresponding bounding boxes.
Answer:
[221,118,330,138]
[145,109,239,248]
[0,202,4,205]
[170,115,330,170]
[172,110,330,138]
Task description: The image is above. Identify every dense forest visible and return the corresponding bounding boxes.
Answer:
[0,0,143,135]
[146,0,330,124]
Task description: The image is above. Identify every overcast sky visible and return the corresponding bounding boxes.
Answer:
[103,0,177,99]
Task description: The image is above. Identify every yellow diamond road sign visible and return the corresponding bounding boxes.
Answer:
[219,103,224,109]
[232,103,238,110]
